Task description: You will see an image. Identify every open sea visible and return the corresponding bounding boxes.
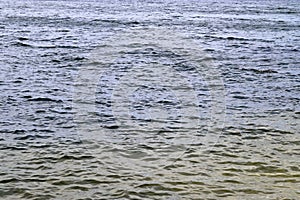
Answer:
[0,0,299,199]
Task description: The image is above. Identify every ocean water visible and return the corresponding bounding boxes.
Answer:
[0,0,299,199]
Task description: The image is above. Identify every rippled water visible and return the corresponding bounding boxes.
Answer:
[1,0,300,199]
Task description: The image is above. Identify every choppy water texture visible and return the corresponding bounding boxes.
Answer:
[1,0,300,199]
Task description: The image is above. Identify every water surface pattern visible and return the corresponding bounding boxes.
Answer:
[0,0,299,199]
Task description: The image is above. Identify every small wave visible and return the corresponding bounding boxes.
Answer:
[13,41,78,49]
[11,129,26,134]
[17,37,29,41]
[92,19,140,25]
[14,135,51,140]
[241,68,278,74]
[204,35,273,43]
[14,41,32,47]
[27,97,63,103]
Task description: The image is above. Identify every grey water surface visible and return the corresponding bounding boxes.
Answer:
[0,0,299,199]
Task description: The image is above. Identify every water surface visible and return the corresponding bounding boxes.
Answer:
[0,0,299,199]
